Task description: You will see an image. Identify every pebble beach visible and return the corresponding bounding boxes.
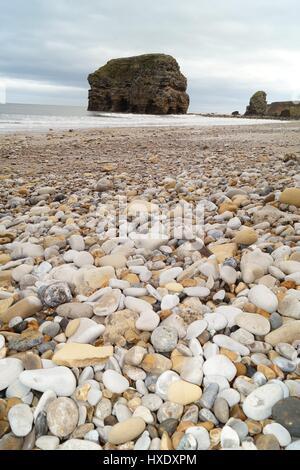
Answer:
[0,121,300,451]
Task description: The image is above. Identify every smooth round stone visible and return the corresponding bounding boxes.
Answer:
[248,285,278,313]
[125,296,154,314]
[204,313,228,332]
[38,282,72,308]
[136,311,160,332]
[36,435,60,450]
[167,380,202,405]
[220,265,238,285]
[8,404,33,437]
[186,320,208,340]
[199,408,218,426]
[220,426,240,449]
[98,254,127,269]
[47,398,79,438]
[102,370,129,394]
[87,388,102,406]
[159,267,183,286]
[204,375,230,392]
[133,406,154,424]
[142,394,163,412]
[151,326,178,353]
[203,355,237,381]
[59,439,102,450]
[278,295,300,319]
[180,357,203,386]
[186,427,210,450]
[243,384,284,420]
[155,371,181,400]
[73,251,94,268]
[200,383,219,409]
[184,287,210,298]
[93,290,121,317]
[12,264,33,282]
[19,367,76,397]
[6,379,30,399]
[235,228,258,245]
[280,188,300,207]
[57,303,93,319]
[0,358,24,391]
[161,295,180,310]
[213,397,229,424]
[108,418,146,445]
[68,235,85,252]
[265,321,300,346]
[263,423,291,447]
[273,356,296,373]
[125,346,147,366]
[231,328,254,345]
[256,434,280,450]
[157,402,183,423]
[272,397,300,437]
[227,418,248,441]
[213,334,249,356]
[276,343,297,361]
[236,313,271,336]
[218,389,241,407]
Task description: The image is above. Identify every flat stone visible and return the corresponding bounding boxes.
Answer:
[108,417,146,445]
[210,243,237,263]
[278,295,300,319]
[59,438,102,450]
[213,334,249,355]
[0,358,24,391]
[156,371,181,400]
[136,310,160,332]
[19,367,76,397]
[186,426,211,450]
[8,404,33,437]
[1,296,42,323]
[221,425,240,449]
[243,383,284,420]
[57,303,94,319]
[248,285,278,313]
[74,267,116,296]
[167,380,202,405]
[47,398,79,438]
[9,330,43,352]
[142,354,172,375]
[203,355,237,381]
[256,434,280,450]
[272,397,300,437]
[68,235,85,252]
[52,344,113,367]
[236,313,271,336]
[0,433,24,450]
[186,320,208,340]
[73,251,94,268]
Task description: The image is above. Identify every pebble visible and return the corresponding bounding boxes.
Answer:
[248,285,278,313]
[203,355,237,381]
[151,326,178,352]
[243,384,284,420]
[102,370,129,394]
[186,320,208,340]
[263,423,291,447]
[236,313,271,336]
[38,282,72,308]
[221,426,240,449]
[36,435,60,451]
[167,381,202,405]
[47,398,79,438]
[272,397,300,437]
[8,404,33,437]
[108,418,146,445]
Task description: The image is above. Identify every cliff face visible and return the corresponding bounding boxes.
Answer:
[245,91,267,116]
[266,101,300,118]
[88,54,189,115]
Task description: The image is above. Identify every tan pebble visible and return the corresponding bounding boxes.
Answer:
[127,398,142,412]
[281,280,296,289]
[235,363,247,376]
[141,354,172,375]
[122,273,140,284]
[257,364,276,380]
[102,389,113,399]
[199,421,215,431]
[167,380,202,405]
[172,431,184,449]
[0,420,10,438]
[0,254,11,265]
[243,302,256,313]
[210,243,237,263]
[65,319,81,338]
[160,431,173,450]
[219,348,240,362]
[235,228,258,245]
[210,428,221,446]
[290,253,300,262]
[108,418,146,445]
[140,296,156,305]
[165,282,184,293]
[246,419,262,435]
[256,308,270,319]
[75,383,91,401]
[181,279,198,288]
[219,202,237,214]
[270,364,285,379]
[280,188,300,208]
[230,404,247,421]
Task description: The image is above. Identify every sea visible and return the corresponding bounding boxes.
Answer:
[0,103,282,133]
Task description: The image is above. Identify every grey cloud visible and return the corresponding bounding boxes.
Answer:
[0,0,299,111]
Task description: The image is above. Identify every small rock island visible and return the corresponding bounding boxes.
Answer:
[88,53,189,115]
[245,91,300,118]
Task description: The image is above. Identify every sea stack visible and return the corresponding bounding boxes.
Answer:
[87,53,189,115]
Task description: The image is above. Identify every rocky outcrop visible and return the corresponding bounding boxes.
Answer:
[88,54,189,115]
[245,91,267,116]
[245,91,300,118]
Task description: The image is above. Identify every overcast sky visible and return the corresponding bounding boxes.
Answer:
[0,0,299,112]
